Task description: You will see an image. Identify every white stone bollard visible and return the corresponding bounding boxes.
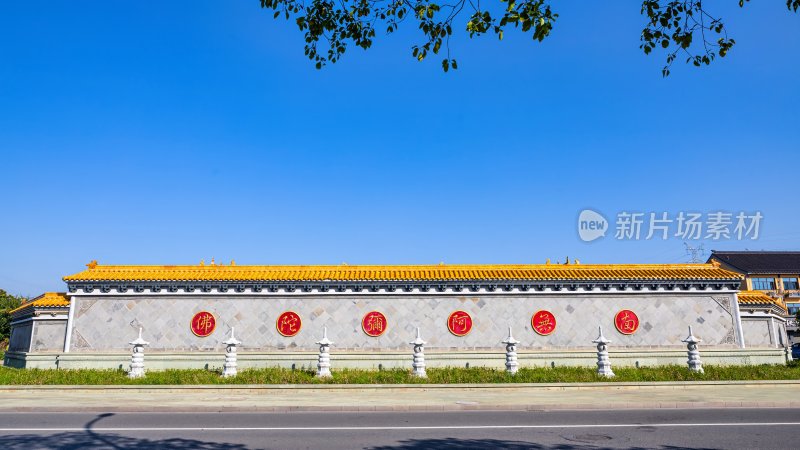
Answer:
[315,326,334,378]
[592,326,614,378]
[128,327,149,379]
[681,326,704,373]
[501,326,520,375]
[409,327,427,378]
[222,327,242,378]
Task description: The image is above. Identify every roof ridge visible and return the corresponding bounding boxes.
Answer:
[9,292,69,314]
[79,263,723,269]
[62,263,743,282]
[713,251,800,254]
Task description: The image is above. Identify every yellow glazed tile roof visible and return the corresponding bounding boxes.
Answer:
[9,292,70,314]
[63,262,743,282]
[738,290,788,313]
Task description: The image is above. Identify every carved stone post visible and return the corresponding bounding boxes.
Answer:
[501,326,520,375]
[128,327,149,379]
[316,326,334,378]
[409,327,427,378]
[682,326,704,373]
[592,326,614,378]
[222,327,242,378]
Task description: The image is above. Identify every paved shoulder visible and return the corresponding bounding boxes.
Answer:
[2,381,800,412]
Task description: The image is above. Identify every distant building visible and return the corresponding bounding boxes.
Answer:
[707,251,800,314]
[707,250,799,344]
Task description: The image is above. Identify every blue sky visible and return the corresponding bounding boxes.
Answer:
[1,1,798,296]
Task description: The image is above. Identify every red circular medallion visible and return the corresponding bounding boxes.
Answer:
[614,309,640,335]
[276,311,302,337]
[361,311,388,337]
[447,310,473,337]
[531,310,557,336]
[190,311,216,337]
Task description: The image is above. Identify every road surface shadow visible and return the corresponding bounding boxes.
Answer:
[367,439,715,450]
[0,432,250,450]
[0,413,250,450]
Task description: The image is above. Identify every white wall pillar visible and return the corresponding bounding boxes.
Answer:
[63,294,77,353]
[731,292,746,349]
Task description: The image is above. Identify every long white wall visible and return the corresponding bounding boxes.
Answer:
[67,291,742,351]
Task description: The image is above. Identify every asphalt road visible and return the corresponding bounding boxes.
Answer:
[0,408,797,449]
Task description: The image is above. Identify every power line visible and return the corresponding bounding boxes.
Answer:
[684,242,706,263]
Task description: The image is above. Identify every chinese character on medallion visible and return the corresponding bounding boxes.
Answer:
[447,310,473,337]
[276,311,302,337]
[361,311,388,337]
[190,311,216,337]
[614,309,640,335]
[531,310,556,336]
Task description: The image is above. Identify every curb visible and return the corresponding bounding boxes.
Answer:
[3,401,799,413]
[2,379,800,390]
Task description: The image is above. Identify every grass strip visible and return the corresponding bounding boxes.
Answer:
[1,362,799,385]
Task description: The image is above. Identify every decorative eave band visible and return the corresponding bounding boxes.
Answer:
[10,304,71,319]
[739,303,789,317]
[66,278,742,294]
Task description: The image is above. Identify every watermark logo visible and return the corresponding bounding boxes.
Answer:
[578,209,609,242]
[578,210,763,242]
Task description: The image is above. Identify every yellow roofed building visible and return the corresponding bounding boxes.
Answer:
[4,260,791,370]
